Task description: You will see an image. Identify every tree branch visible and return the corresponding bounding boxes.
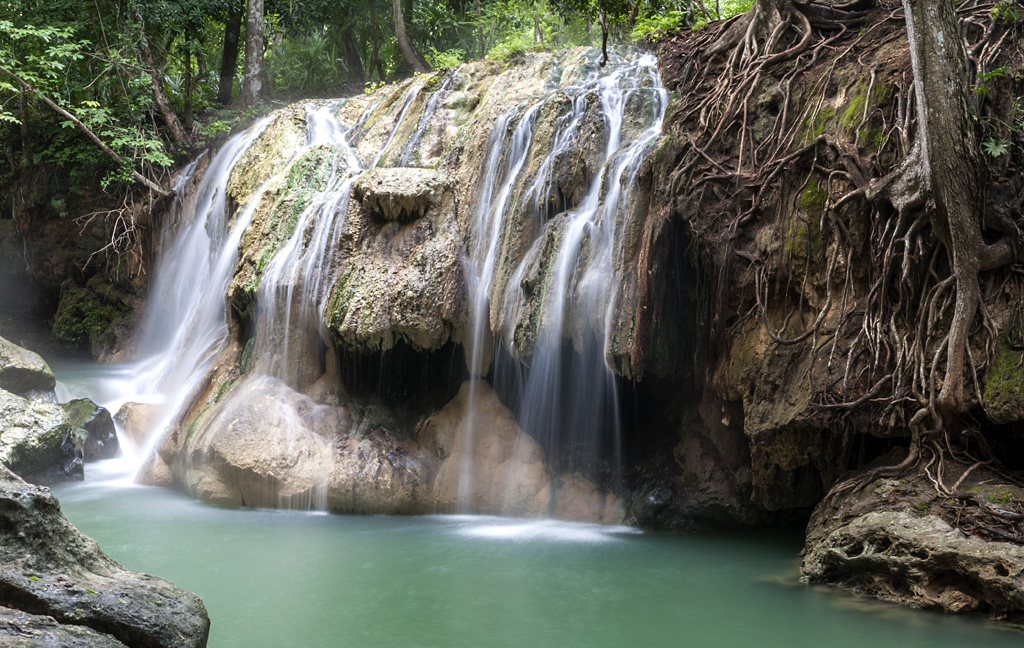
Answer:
[0,64,169,197]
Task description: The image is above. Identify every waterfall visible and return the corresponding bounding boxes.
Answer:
[106,118,271,463]
[464,51,667,505]
[73,47,667,518]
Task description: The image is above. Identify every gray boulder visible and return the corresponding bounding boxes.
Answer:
[0,466,210,647]
[0,336,56,399]
[0,388,79,482]
[0,605,128,647]
[62,398,119,461]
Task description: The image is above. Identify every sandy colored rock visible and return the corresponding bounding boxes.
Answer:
[420,380,554,516]
[113,402,166,453]
[352,168,449,223]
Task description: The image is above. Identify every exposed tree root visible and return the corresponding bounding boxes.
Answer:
[655,0,1024,543]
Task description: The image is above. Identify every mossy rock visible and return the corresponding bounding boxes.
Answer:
[983,338,1024,424]
[61,398,118,461]
[51,275,131,357]
[0,388,78,481]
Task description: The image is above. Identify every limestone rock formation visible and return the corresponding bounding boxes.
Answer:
[802,461,1024,621]
[0,466,210,647]
[352,168,449,223]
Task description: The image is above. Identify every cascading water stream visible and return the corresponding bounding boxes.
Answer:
[465,51,667,506]
[94,118,273,466]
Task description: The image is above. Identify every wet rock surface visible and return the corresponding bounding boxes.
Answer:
[0,388,77,482]
[61,399,118,462]
[0,466,210,647]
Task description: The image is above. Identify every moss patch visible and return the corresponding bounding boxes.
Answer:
[983,338,1024,424]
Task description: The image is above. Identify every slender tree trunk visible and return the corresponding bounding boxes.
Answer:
[342,24,366,84]
[137,26,190,149]
[368,0,386,80]
[475,0,484,58]
[393,0,430,73]
[241,0,267,107]
[184,50,193,128]
[218,5,243,105]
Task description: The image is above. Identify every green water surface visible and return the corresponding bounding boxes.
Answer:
[51,469,1022,648]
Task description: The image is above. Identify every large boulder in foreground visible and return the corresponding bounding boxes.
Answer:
[0,465,210,647]
[802,457,1024,621]
[0,336,56,400]
[0,387,79,482]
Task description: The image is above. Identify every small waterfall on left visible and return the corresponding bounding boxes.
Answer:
[58,118,273,478]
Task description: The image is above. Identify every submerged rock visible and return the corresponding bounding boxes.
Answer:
[114,402,165,454]
[0,335,56,400]
[0,466,210,647]
[61,398,119,461]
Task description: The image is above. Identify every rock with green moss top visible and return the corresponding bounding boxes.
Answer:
[0,388,78,481]
[352,168,450,223]
[228,145,338,314]
[61,398,118,461]
[0,336,55,398]
[226,106,307,205]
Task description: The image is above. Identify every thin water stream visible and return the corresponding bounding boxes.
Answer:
[51,463,1023,648]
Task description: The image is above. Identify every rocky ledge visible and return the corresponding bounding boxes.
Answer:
[802,457,1024,622]
[0,465,210,647]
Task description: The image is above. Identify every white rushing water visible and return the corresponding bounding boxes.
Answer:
[464,50,667,502]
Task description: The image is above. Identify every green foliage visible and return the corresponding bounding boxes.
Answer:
[51,276,128,351]
[632,11,688,42]
[425,47,465,69]
[983,136,1010,158]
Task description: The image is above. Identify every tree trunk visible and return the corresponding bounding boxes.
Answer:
[137,27,190,149]
[342,24,366,84]
[241,0,267,107]
[393,0,430,74]
[476,0,484,59]
[218,5,243,105]
[368,0,386,80]
[901,0,1014,419]
[184,50,193,128]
